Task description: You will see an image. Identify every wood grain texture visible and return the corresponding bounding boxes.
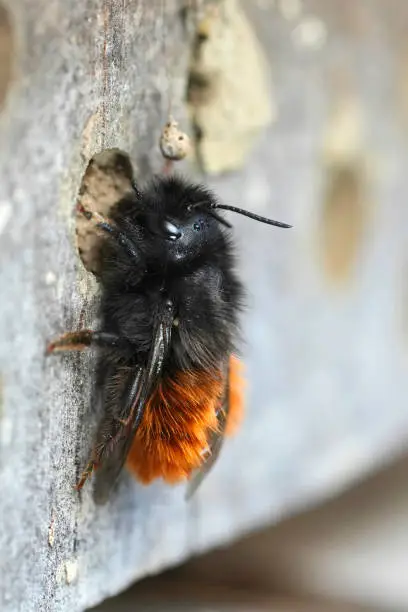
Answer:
[1,1,408,611]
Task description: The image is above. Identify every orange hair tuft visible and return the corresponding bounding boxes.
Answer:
[126,368,224,484]
[126,356,246,485]
[225,355,245,436]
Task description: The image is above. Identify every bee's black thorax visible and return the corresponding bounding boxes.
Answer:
[97,175,244,372]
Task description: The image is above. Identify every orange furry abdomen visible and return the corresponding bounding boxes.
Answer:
[126,355,245,484]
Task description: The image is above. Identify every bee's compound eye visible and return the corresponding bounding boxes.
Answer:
[164,220,181,240]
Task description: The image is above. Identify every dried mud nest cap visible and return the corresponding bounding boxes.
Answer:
[159,117,191,161]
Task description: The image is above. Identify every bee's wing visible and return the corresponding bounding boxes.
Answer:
[90,365,143,504]
[185,360,230,500]
[90,304,174,504]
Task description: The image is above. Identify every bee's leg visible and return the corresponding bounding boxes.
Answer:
[75,458,98,491]
[76,202,115,231]
[46,331,131,354]
[76,203,138,260]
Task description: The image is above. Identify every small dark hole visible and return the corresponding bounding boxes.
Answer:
[197,31,208,43]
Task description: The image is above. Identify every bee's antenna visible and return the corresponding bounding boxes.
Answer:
[212,204,292,228]
[187,201,232,228]
[207,209,232,228]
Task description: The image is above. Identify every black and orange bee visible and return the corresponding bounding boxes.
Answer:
[47,175,290,503]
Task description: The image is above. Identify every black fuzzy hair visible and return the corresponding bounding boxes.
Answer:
[98,175,244,373]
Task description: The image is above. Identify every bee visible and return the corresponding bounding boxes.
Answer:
[47,175,291,503]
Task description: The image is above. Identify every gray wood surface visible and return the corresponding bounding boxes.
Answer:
[1,1,408,611]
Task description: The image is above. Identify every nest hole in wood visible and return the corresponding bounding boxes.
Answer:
[76,149,135,275]
[320,163,366,284]
[0,4,14,110]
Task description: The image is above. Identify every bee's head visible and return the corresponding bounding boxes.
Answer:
[138,175,291,265]
[143,177,226,265]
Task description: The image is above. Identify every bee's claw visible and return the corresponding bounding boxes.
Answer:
[75,460,98,491]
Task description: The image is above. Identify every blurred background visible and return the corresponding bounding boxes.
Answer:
[1,0,408,611]
[90,454,408,610]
